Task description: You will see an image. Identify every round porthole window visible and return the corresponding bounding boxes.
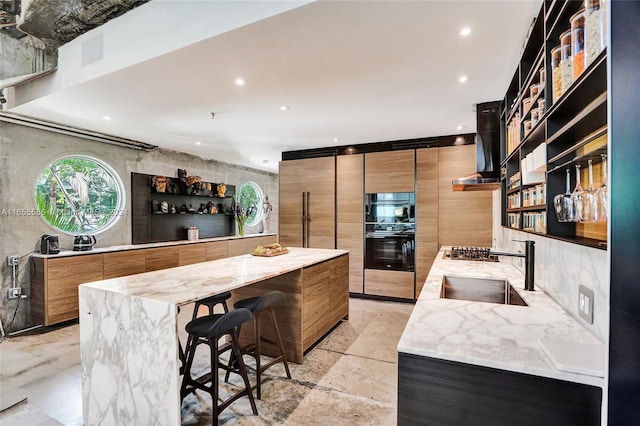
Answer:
[237,181,264,227]
[33,155,126,235]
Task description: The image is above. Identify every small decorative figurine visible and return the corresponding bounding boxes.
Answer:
[217,182,227,197]
[187,204,195,213]
[198,203,206,214]
[177,169,187,182]
[160,201,169,214]
[152,176,169,193]
[180,203,187,214]
[170,203,177,214]
[207,202,217,214]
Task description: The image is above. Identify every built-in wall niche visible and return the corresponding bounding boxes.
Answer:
[131,172,236,244]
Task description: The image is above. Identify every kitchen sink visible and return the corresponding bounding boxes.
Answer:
[440,275,528,306]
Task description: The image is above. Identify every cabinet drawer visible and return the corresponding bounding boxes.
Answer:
[104,251,146,279]
[204,241,228,261]
[227,239,247,257]
[145,247,179,271]
[364,269,414,299]
[179,245,206,266]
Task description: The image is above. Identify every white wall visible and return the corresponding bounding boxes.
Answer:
[492,190,609,343]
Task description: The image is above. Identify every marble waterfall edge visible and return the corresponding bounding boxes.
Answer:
[79,286,180,425]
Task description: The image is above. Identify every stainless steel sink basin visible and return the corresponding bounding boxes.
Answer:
[440,275,528,306]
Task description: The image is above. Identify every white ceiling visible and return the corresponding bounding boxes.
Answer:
[10,0,542,173]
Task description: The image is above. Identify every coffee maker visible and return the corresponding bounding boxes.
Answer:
[73,235,96,251]
[40,234,60,254]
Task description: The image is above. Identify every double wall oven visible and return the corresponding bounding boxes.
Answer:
[365,192,415,272]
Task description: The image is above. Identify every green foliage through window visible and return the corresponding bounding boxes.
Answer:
[236,182,264,227]
[34,156,125,235]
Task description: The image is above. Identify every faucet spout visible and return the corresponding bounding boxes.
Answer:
[490,241,535,291]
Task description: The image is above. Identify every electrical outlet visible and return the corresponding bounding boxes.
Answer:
[6,255,19,267]
[7,287,22,299]
[578,285,594,324]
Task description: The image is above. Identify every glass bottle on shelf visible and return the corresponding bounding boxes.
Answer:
[560,30,573,95]
[571,10,586,81]
[571,164,584,222]
[585,0,606,66]
[551,46,562,103]
[595,154,608,222]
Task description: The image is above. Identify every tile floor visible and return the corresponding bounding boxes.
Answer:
[0,298,413,425]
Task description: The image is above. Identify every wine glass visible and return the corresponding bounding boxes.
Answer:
[554,168,575,222]
[581,159,597,223]
[571,164,585,222]
[595,154,608,222]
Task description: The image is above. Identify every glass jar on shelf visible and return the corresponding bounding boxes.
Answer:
[529,83,540,99]
[538,98,545,114]
[539,67,545,90]
[571,10,586,81]
[551,46,562,103]
[585,0,606,66]
[522,97,532,115]
[560,30,573,95]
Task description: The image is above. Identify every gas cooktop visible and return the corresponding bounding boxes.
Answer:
[444,246,499,262]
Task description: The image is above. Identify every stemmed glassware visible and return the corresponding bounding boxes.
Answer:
[595,154,608,222]
[554,168,575,222]
[581,159,597,223]
[570,164,585,222]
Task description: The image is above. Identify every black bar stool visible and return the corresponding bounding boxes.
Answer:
[227,290,292,399]
[179,292,231,373]
[180,308,258,421]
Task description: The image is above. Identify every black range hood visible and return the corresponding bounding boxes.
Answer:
[452,101,502,191]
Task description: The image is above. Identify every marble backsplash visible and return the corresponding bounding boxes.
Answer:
[492,191,609,343]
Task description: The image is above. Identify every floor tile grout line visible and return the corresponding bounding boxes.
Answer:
[316,347,397,365]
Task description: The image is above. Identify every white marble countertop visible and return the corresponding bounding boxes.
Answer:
[80,247,348,306]
[398,247,605,388]
[32,232,277,258]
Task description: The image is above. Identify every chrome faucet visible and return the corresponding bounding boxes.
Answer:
[490,240,535,291]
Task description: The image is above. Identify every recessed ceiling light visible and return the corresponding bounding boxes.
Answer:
[458,75,468,83]
[460,27,471,36]
[333,138,339,143]
[280,105,289,111]
[250,156,256,160]
[235,78,246,86]
[196,141,201,146]
[101,116,111,121]
[457,125,464,130]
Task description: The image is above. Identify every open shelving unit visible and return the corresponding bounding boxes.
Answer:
[500,0,608,250]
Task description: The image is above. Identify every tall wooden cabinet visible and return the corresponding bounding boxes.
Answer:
[365,150,415,193]
[279,157,336,249]
[415,148,439,294]
[337,154,364,294]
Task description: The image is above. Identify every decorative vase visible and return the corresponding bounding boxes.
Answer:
[236,220,244,236]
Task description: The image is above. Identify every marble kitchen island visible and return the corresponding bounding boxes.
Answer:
[397,246,605,425]
[78,247,348,425]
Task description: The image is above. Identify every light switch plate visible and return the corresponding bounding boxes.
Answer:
[578,285,594,324]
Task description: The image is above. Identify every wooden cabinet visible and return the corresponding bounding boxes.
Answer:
[279,157,335,249]
[203,241,228,261]
[501,1,607,249]
[32,254,104,326]
[365,150,415,193]
[364,269,414,299]
[30,235,275,326]
[178,245,206,266]
[438,145,492,247]
[145,247,179,271]
[103,251,146,279]
[229,253,349,363]
[337,154,364,294]
[415,148,439,296]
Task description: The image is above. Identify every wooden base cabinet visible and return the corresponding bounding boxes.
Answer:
[31,235,278,326]
[32,254,104,326]
[230,254,349,363]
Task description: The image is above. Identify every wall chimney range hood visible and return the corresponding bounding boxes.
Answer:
[452,101,502,191]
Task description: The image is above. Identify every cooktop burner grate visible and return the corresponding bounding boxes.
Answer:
[446,246,499,262]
